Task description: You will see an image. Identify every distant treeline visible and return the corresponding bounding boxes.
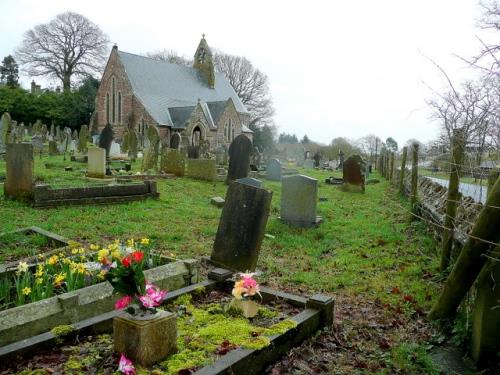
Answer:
[0,77,98,128]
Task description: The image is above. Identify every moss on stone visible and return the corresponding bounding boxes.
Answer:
[63,355,85,373]
[51,324,75,344]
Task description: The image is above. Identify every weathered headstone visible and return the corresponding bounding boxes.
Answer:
[280,175,322,227]
[216,145,227,165]
[266,159,282,181]
[211,181,273,272]
[250,146,262,170]
[128,130,139,160]
[50,123,55,137]
[4,143,34,200]
[40,124,48,142]
[78,125,89,154]
[304,159,314,169]
[1,112,12,147]
[72,129,79,141]
[236,177,262,189]
[98,123,114,157]
[32,120,42,135]
[142,126,160,171]
[186,159,217,181]
[226,134,252,184]
[161,148,185,176]
[109,141,121,157]
[342,155,365,192]
[170,132,181,149]
[338,150,345,169]
[48,140,58,156]
[187,145,200,159]
[87,148,106,178]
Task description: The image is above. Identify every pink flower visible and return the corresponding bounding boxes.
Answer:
[139,284,167,308]
[242,277,257,289]
[115,295,133,310]
[118,353,136,375]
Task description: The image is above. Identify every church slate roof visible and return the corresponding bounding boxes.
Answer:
[118,51,248,127]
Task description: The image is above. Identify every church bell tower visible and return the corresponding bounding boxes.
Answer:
[193,34,215,89]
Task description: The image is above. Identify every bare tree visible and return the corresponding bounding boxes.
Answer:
[145,49,191,66]
[213,52,275,128]
[357,134,381,164]
[16,12,109,91]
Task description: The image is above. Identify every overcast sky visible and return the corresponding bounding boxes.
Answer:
[0,0,495,147]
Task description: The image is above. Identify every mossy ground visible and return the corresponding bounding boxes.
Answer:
[0,155,444,373]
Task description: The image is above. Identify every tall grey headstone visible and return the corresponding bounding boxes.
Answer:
[87,148,106,178]
[211,181,273,272]
[280,174,322,228]
[226,134,252,184]
[4,143,34,200]
[266,158,282,181]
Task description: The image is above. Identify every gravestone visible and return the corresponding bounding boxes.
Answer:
[72,129,79,141]
[32,120,42,135]
[226,134,252,184]
[87,148,106,178]
[161,148,185,176]
[342,155,365,192]
[4,143,34,200]
[266,159,282,181]
[40,124,48,142]
[304,159,314,169]
[128,130,139,160]
[338,150,345,169]
[142,126,160,171]
[48,140,58,155]
[187,145,200,159]
[121,130,130,154]
[250,146,262,171]
[210,196,225,208]
[1,112,12,147]
[98,123,114,157]
[170,132,181,149]
[236,177,262,189]
[280,175,322,228]
[55,126,61,142]
[78,125,89,153]
[216,145,227,165]
[31,134,43,152]
[186,159,217,181]
[109,141,121,157]
[211,181,273,272]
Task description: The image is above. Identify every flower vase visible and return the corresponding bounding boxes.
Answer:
[125,304,161,321]
[234,299,259,318]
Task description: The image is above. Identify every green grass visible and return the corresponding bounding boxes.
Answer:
[0,156,443,372]
[0,231,51,263]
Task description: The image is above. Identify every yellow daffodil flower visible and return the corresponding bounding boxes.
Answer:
[140,238,150,245]
[17,261,29,273]
[22,287,31,295]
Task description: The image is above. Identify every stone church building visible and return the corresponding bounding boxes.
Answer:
[93,36,252,150]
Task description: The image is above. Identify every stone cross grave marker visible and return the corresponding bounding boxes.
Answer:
[342,155,365,192]
[4,143,34,200]
[87,148,106,178]
[98,123,114,158]
[226,134,252,184]
[211,181,272,272]
[266,158,282,181]
[280,174,322,228]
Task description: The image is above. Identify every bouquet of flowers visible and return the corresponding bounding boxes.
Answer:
[100,242,167,317]
[231,272,261,318]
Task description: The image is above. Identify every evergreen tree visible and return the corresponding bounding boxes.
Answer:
[1,55,19,88]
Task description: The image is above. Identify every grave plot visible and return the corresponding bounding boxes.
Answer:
[0,269,333,375]
[0,239,200,346]
[0,226,69,265]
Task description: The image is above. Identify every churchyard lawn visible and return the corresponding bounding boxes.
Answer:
[0,158,445,373]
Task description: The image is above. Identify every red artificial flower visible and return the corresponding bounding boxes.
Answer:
[122,256,132,268]
[132,251,144,263]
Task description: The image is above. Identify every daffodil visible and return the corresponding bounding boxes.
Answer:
[47,255,59,265]
[71,248,79,255]
[53,273,65,286]
[126,238,135,247]
[97,249,110,262]
[140,238,150,245]
[22,287,31,295]
[17,261,29,273]
[35,265,44,278]
[35,278,43,285]
[90,244,99,251]
[111,249,122,259]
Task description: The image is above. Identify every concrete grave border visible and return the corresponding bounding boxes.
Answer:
[32,180,159,207]
[0,258,200,347]
[0,267,334,375]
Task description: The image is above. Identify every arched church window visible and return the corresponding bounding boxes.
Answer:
[112,77,116,124]
[118,92,122,123]
[106,93,110,123]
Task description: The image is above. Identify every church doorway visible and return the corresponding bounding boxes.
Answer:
[192,126,202,146]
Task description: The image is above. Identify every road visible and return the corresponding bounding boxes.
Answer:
[425,176,487,204]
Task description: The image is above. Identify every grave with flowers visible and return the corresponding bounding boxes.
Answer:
[0,266,333,374]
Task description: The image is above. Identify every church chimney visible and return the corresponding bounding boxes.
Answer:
[193,34,215,89]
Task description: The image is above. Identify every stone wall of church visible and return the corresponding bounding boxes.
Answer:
[95,47,159,141]
[215,101,244,148]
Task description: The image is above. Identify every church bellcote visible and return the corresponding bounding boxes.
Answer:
[193,34,215,89]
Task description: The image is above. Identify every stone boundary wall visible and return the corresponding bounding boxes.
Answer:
[186,159,217,181]
[33,180,159,207]
[0,259,200,346]
[397,169,482,246]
